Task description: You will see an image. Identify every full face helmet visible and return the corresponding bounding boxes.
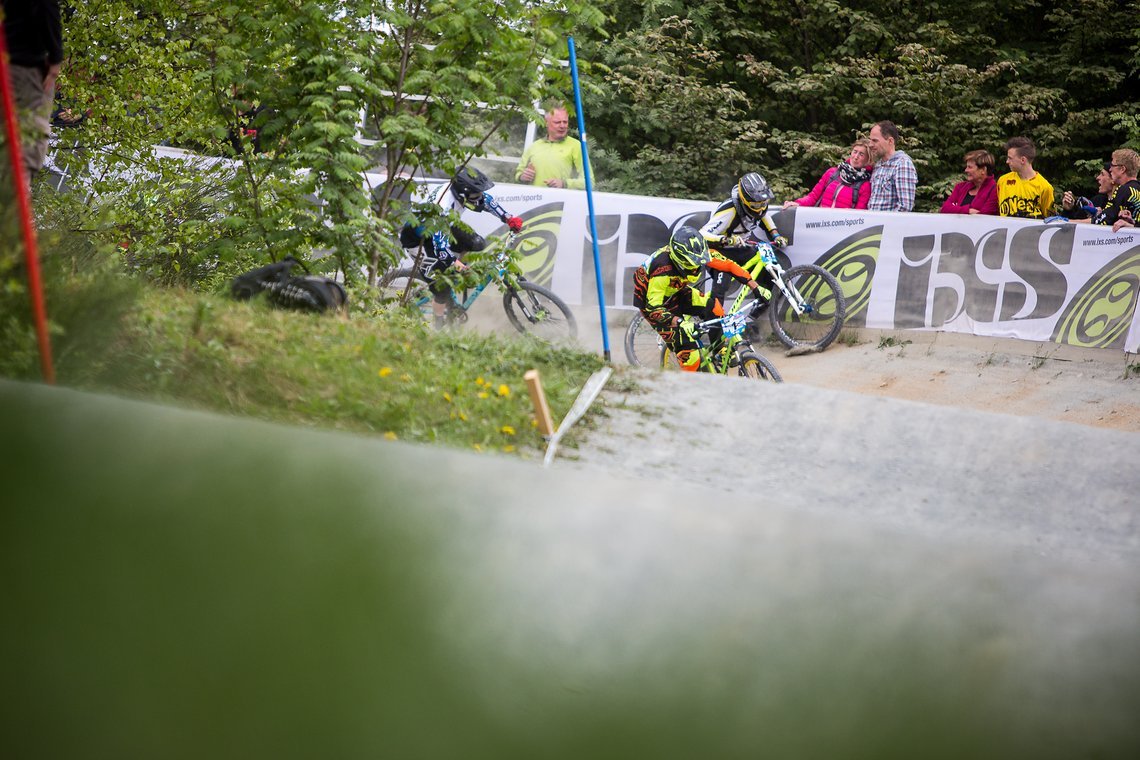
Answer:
[668,226,710,274]
[450,165,494,210]
[737,172,775,218]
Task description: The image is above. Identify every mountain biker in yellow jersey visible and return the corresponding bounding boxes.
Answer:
[699,172,791,313]
[632,226,765,372]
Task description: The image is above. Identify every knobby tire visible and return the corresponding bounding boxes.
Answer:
[768,264,846,352]
[624,313,663,366]
[738,350,783,382]
[502,280,578,343]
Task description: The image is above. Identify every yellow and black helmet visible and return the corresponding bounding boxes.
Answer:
[668,226,710,274]
[737,172,775,218]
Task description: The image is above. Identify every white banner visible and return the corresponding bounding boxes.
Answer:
[455,182,1140,353]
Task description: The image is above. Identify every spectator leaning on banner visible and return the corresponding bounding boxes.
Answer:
[1,0,63,185]
[783,138,873,210]
[997,136,1054,219]
[514,101,590,190]
[866,121,917,212]
[940,149,999,215]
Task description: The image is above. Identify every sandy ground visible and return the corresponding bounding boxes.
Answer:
[765,328,1140,432]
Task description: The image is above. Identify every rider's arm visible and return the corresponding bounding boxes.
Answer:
[480,194,512,223]
[707,256,756,287]
[480,193,523,231]
[641,274,679,330]
[700,201,738,246]
[759,214,781,241]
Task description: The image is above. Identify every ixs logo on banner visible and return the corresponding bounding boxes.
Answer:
[810,224,883,328]
[1054,237,1140,348]
[891,222,1140,349]
[510,203,564,287]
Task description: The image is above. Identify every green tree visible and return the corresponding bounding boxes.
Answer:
[348,0,605,284]
[29,0,603,289]
[580,0,1139,209]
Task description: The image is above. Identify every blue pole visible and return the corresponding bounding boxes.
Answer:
[567,36,611,362]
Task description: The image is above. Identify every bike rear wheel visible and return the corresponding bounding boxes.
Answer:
[768,264,846,352]
[502,280,578,343]
[624,313,663,366]
[737,350,783,382]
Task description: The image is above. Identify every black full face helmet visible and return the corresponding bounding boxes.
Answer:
[737,172,775,218]
[668,226,710,274]
[451,165,494,210]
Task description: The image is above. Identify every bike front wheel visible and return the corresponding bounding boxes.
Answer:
[768,264,846,352]
[737,350,783,382]
[624,313,663,366]
[502,281,578,343]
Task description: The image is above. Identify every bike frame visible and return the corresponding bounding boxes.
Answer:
[410,232,522,313]
[688,299,761,374]
[727,242,811,317]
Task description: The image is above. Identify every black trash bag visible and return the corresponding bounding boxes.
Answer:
[230,257,347,313]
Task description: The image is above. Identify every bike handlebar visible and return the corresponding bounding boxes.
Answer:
[691,297,761,332]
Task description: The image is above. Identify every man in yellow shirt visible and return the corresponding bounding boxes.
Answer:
[997,136,1054,219]
[514,101,590,189]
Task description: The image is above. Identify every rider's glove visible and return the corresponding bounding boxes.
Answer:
[676,317,697,339]
[721,234,745,249]
[771,234,789,248]
[506,216,524,233]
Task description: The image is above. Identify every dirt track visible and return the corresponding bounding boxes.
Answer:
[558,328,1139,566]
[762,328,1140,432]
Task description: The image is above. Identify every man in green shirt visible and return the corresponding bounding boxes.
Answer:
[514,102,590,189]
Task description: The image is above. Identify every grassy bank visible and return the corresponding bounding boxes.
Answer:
[6,275,609,456]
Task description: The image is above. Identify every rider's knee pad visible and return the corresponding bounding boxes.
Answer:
[676,349,700,372]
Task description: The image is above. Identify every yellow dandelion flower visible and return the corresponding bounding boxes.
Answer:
[378,367,393,378]
[502,445,516,453]
[473,443,482,451]
[459,411,468,421]
[497,384,510,397]
[478,391,489,399]
[384,431,397,441]
[475,376,486,386]
[401,374,411,381]
[500,425,516,436]
[531,419,538,427]
[443,392,452,402]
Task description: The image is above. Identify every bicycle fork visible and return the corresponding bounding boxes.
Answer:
[767,264,811,317]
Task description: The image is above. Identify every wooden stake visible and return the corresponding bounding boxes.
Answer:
[524,369,555,437]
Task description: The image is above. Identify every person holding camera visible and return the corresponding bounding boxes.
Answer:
[1060,162,1114,221]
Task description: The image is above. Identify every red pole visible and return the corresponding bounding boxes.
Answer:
[0,22,56,384]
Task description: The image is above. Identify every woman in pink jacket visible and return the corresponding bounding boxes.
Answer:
[939,150,999,215]
[784,139,873,210]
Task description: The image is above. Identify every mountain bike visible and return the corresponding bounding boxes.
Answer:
[379,232,577,343]
[625,241,846,365]
[660,299,783,381]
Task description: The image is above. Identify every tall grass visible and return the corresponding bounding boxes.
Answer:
[88,289,605,455]
[1,229,606,455]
